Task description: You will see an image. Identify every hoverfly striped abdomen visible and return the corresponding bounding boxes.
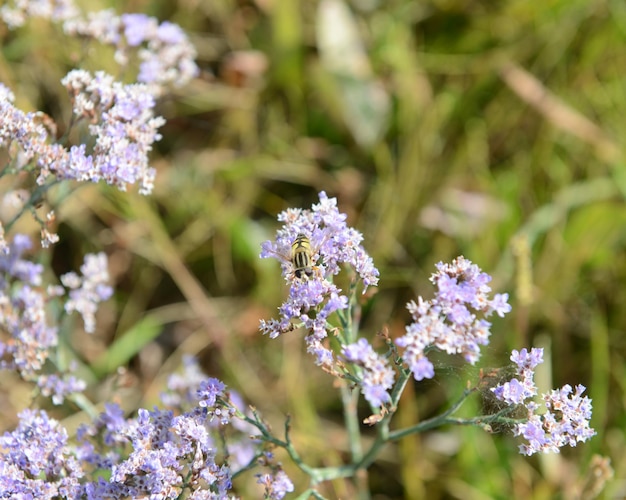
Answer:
[291,233,314,278]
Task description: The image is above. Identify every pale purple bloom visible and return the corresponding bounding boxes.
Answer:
[257,469,295,500]
[2,71,164,196]
[37,373,87,405]
[491,377,529,405]
[61,251,113,333]
[121,12,156,46]
[260,192,379,365]
[405,355,435,381]
[511,347,544,373]
[0,409,82,498]
[261,192,379,289]
[342,338,395,408]
[491,349,595,455]
[396,257,511,381]
[0,84,66,182]
[76,403,234,498]
[0,233,43,286]
[0,0,79,28]
[58,70,165,194]
[62,8,198,90]
[197,378,226,408]
[0,235,57,374]
[162,354,211,408]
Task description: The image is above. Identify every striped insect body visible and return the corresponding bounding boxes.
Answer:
[291,233,314,279]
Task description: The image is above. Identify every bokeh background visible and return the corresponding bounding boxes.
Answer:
[1,0,625,498]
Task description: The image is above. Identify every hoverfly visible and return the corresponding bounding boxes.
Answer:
[291,233,314,279]
[263,231,329,281]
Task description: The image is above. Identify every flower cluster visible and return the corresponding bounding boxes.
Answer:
[0,355,292,498]
[491,348,596,455]
[0,234,109,379]
[1,1,198,91]
[342,338,395,408]
[0,0,78,28]
[77,407,234,499]
[1,1,199,245]
[0,234,58,375]
[0,409,83,498]
[256,469,295,500]
[260,191,379,366]
[395,256,512,381]
[36,372,87,405]
[60,251,113,333]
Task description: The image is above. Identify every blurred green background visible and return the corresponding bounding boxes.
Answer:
[1,0,625,498]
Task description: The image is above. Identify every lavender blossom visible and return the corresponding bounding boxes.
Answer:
[0,409,83,498]
[396,256,511,381]
[63,9,198,91]
[342,338,395,408]
[0,83,67,183]
[491,348,596,455]
[57,70,165,194]
[0,235,57,374]
[1,3,198,91]
[0,0,78,28]
[61,251,113,333]
[197,378,227,409]
[2,71,164,196]
[37,373,87,405]
[256,469,295,500]
[260,192,378,365]
[77,402,235,498]
[161,354,212,408]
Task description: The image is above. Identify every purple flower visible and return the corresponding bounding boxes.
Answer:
[396,257,511,381]
[0,0,79,28]
[197,378,226,409]
[162,355,211,408]
[62,8,198,90]
[76,402,231,497]
[0,409,82,498]
[342,338,395,408]
[120,13,156,46]
[260,192,379,365]
[491,349,596,455]
[37,373,87,405]
[58,70,165,194]
[0,235,58,375]
[511,347,544,373]
[2,70,165,196]
[257,470,295,500]
[61,251,113,333]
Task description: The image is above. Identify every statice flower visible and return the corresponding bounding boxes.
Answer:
[76,402,235,498]
[1,2,198,91]
[260,192,379,365]
[55,69,165,194]
[256,469,295,500]
[396,256,511,381]
[0,409,83,498]
[0,235,57,374]
[161,354,212,408]
[491,348,596,455]
[37,372,87,405]
[0,0,78,28]
[342,338,395,408]
[1,73,164,196]
[61,251,113,333]
[63,9,198,91]
[0,83,67,176]
[491,347,543,405]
